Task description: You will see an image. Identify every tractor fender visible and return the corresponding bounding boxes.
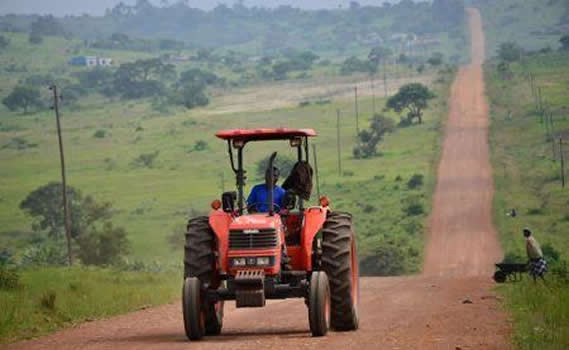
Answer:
[300,207,329,271]
[209,210,232,273]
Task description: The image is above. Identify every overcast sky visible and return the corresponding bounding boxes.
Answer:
[0,0,401,16]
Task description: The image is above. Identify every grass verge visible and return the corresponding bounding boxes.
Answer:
[485,50,569,349]
[0,267,180,344]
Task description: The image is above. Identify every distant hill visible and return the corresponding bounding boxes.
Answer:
[0,0,402,16]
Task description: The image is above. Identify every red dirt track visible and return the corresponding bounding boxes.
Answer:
[6,8,510,350]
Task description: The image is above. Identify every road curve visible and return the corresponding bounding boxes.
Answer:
[6,8,510,350]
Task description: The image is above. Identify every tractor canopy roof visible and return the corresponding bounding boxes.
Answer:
[215,128,317,142]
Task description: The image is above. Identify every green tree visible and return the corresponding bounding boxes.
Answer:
[497,42,522,62]
[76,222,130,265]
[0,35,10,50]
[386,83,435,124]
[427,52,444,66]
[19,183,113,239]
[29,31,43,45]
[353,114,395,159]
[368,46,392,73]
[2,86,43,113]
[560,35,569,51]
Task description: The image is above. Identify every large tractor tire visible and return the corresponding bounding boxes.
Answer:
[183,216,223,338]
[308,271,331,337]
[321,211,360,331]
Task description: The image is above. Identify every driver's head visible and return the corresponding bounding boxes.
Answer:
[523,227,532,238]
[265,166,280,186]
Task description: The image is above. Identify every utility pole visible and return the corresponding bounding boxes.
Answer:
[354,86,360,136]
[312,143,321,200]
[336,109,342,176]
[560,138,566,188]
[50,85,72,266]
[370,76,376,115]
[383,61,388,97]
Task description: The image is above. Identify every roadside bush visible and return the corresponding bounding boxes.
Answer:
[20,243,68,267]
[360,244,406,276]
[1,137,38,150]
[76,222,130,266]
[0,268,19,290]
[405,203,424,216]
[39,291,56,311]
[407,174,424,189]
[542,243,560,264]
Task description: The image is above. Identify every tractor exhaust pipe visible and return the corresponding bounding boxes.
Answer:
[267,152,277,216]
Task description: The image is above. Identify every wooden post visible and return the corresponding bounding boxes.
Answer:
[312,143,321,200]
[383,60,388,97]
[370,76,376,115]
[50,85,72,266]
[560,138,566,188]
[336,109,342,176]
[354,86,360,136]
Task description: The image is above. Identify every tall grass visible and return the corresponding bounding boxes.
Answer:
[0,267,180,344]
[499,277,569,349]
[485,50,569,349]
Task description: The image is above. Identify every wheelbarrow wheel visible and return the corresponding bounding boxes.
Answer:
[493,270,507,283]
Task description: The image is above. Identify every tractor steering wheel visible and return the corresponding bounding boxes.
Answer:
[247,202,281,213]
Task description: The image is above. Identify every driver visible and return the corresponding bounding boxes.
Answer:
[247,166,285,213]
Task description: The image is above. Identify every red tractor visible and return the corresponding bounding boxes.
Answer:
[182,128,359,339]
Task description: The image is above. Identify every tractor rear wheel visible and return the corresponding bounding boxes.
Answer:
[184,216,223,337]
[308,271,331,337]
[321,211,359,331]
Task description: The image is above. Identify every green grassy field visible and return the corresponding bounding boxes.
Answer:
[477,0,568,56]
[0,25,455,343]
[485,50,569,350]
[0,267,180,343]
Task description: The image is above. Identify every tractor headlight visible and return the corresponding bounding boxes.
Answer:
[256,257,271,266]
[231,258,247,267]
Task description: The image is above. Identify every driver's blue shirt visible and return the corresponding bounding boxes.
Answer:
[247,184,285,213]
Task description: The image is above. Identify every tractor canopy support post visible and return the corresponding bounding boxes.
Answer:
[267,152,277,216]
[237,147,244,215]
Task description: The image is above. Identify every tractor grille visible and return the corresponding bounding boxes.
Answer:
[229,229,278,250]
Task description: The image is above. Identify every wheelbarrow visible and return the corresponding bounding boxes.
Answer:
[493,263,528,283]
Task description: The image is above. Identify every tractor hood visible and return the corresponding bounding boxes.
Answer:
[229,214,281,231]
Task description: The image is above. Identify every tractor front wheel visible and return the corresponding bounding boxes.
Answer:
[308,271,331,337]
[182,277,205,340]
[184,216,223,337]
[321,211,360,331]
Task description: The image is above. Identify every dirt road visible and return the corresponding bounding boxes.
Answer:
[6,8,509,350]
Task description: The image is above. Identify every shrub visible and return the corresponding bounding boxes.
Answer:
[40,291,56,310]
[76,222,130,266]
[193,140,207,152]
[526,208,544,215]
[20,244,68,267]
[93,129,106,138]
[407,174,424,189]
[542,243,560,263]
[298,101,311,107]
[360,244,406,276]
[1,137,38,150]
[405,203,424,216]
[0,267,19,290]
[132,151,160,168]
